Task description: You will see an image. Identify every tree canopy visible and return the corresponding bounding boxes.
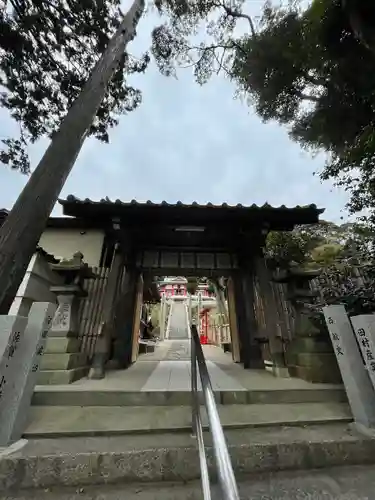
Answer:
[0,0,149,173]
[1,0,259,174]
[229,0,375,220]
[265,220,374,269]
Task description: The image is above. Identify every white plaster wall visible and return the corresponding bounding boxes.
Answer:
[9,253,62,317]
[39,228,105,267]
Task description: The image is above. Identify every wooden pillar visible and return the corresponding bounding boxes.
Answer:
[131,273,144,363]
[237,262,264,370]
[88,243,123,380]
[254,256,289,377]
[110,267,139,369]
[227,276,241,362]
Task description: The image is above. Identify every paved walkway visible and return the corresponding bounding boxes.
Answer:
[140,340,245,391]
[166,302,189,339]
[34,340,344,393]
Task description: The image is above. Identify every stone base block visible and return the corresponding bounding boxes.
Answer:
[297,352,338,367]
[45,337,81,354]
[292,337,334,354]
[139,342,155,354]
[37,367,89,385]
[293,365,342,384]
[223,343,231,353]
[40,352,87,371]
[286,336,341,384]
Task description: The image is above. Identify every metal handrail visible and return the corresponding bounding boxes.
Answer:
[188,314,240,500]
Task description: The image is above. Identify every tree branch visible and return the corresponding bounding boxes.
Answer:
[216,2,256,36]
[298,91,320,102]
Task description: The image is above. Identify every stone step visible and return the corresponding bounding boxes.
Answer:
[5,465,375,499]
[40,352,87,371]
[23,402,352,438]
[2,424,375,490]
[37,367,89,385]
[32,386,347,406]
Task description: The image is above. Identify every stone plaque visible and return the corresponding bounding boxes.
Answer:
[160,252,179,268]
[323,305,375,429]
[197,253,214,269]
[216,253,231,269]
[351,315,375,391]
[180,252,195,269]
[143,251,159,268]
[0,303,57,446]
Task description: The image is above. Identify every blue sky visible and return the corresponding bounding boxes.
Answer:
[0,1,350,222]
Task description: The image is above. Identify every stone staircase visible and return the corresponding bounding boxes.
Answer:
[6,465,375,499]
[3,422,375,493]
[4,303,375,496]
[167,301,189,339]
[2,376,375,495]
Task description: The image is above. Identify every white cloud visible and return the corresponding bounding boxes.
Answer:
[0,5,350,223]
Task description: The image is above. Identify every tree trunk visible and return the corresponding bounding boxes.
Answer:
[0,0,145,314]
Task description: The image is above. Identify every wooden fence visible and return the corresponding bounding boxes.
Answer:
[78,266,109,359]
[253,264,370,343]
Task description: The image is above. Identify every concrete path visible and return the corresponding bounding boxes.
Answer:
[33,341,345,394]
[166,302,189,339]
[141,340,245,391]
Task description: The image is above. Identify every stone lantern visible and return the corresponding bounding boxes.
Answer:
[38,252,96,385]
[274,265,342,383]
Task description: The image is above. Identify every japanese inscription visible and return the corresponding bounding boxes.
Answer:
[326,316,345,356]
[0,375,6,399]
[7,331,21,359]
[323,305,375,428]
[52,303,70,329]
[351,316,375,376]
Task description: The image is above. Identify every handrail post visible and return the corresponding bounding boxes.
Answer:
[191,335,197,437]
[191,323,240,500]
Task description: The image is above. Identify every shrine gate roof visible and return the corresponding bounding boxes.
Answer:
[59,196,324,231]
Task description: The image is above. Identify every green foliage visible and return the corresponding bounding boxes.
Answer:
[230,0,375,220]
[0,0,149,173]
[265,220,373,269]
[317,263,375,316]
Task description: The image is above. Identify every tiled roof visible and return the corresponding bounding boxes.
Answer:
[59,196,324,213]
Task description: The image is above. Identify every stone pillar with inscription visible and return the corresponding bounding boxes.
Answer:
[39,252,95,385]
[323,305,375,431]
[350,314,375,392]
[0,302,56,446]
[0,316,28,425]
